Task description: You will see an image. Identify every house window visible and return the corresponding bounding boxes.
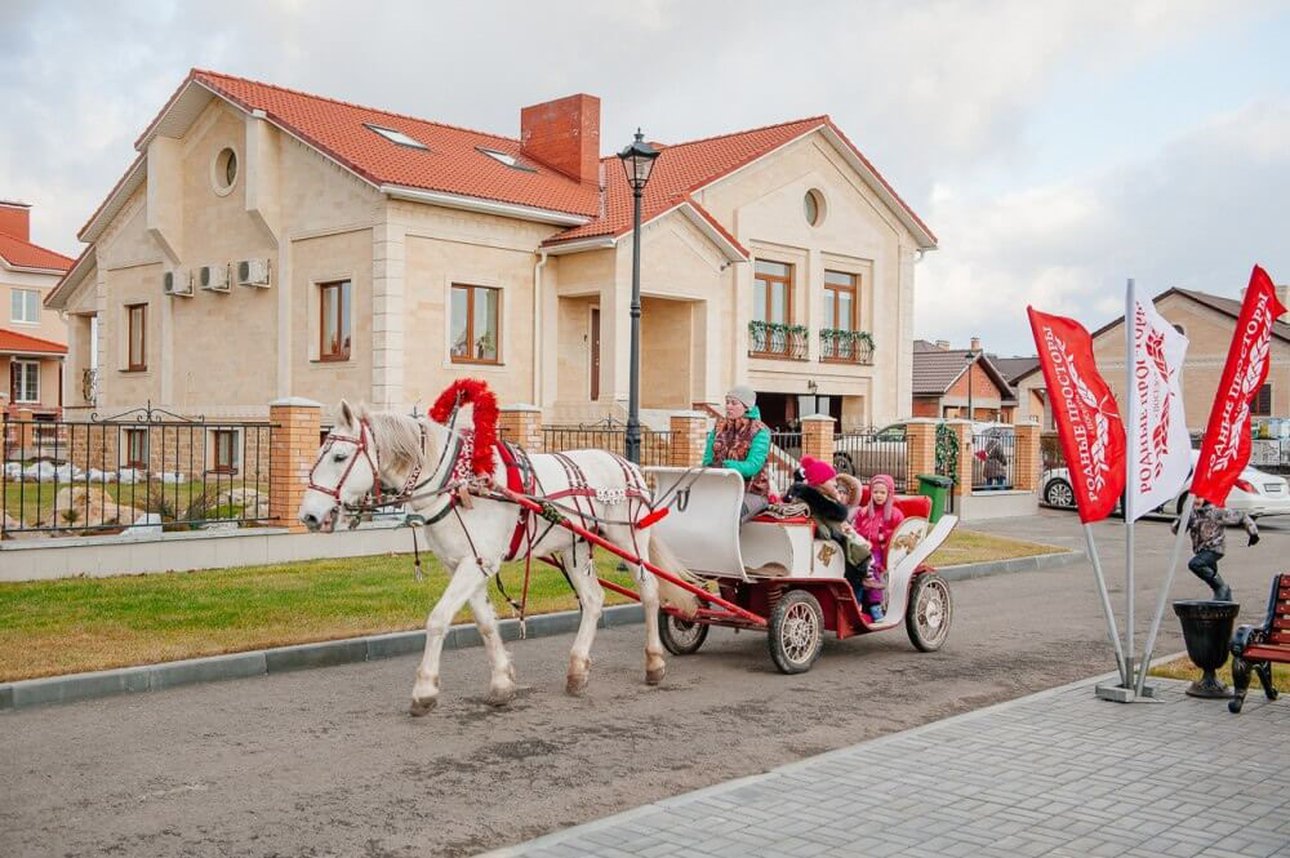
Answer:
[10,359,39,403]
[212,429,239,474]
[11,288,40,324]
[124,428,148,469]
[450,284,500,364]
[1254,383,1273,417]
[126,303,147,371]
[823,271,859,331]
[753,260,791,325]
[319,280,352,361]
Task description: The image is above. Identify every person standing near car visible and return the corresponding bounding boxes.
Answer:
[1171,499,1259,601]
[703,385,772,522]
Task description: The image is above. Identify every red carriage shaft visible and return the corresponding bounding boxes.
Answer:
[497,487,767,627]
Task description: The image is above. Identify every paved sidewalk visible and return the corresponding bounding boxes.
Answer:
[481,676,1290,858]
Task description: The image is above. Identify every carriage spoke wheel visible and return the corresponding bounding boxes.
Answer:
[906,573,953,652]
[658,610,710,656]
[768,590,824,674]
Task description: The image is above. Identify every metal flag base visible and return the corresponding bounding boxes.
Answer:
[1096,659,1160,703]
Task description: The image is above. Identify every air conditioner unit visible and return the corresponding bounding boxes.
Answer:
[237,258,272,288]
[163,269,193,297]
[199,263,230,293]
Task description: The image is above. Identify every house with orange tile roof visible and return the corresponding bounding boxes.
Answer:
[47,69,936,430]
[1,201,71,421]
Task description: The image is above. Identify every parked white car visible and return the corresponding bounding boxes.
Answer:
[1041,449,1290,518]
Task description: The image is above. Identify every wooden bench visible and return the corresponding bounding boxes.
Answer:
[1229,572,1290,713]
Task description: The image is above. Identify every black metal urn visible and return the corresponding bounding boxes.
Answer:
[1173,600,1241,698]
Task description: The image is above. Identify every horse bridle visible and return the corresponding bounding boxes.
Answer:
[306,418,385,528]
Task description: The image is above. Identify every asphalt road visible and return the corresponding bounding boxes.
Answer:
[1,510,1282,858]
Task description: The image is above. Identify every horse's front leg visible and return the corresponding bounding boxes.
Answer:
[636,539,667,686]
[467,584,517,706]
[563,549,604,696]
[410,557,484,716]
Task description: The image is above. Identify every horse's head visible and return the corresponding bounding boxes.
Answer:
[298,400,380,532]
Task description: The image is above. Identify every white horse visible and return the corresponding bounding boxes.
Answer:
[297,400,699,715]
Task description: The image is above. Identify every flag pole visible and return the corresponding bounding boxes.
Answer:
[1136,492,1194,695]
[1124,278,1137,687]
[1083,524,1130,685]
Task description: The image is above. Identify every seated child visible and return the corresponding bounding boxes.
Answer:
[851,474,905,622]
[783,456,871,589]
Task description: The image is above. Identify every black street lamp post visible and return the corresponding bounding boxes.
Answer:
[965,348,978,422]
[618,129,659,464]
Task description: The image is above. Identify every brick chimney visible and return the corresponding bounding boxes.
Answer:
[970,336,981,352]
[0,200,31,242]
[520,94,601,186]
[935,339,950,350]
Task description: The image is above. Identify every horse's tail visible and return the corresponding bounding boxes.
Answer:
[648,533,702,620]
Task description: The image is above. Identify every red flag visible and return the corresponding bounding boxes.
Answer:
[1028,307,1127,523]
[1192,265,1287,505]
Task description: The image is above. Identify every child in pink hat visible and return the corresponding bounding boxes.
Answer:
[852,474,905,621]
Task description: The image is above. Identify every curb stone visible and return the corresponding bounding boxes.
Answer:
[0,550,1084,711]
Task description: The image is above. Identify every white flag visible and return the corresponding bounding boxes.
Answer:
[1127,290,1191,520]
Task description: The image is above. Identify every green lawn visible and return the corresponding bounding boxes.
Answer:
[0,528,1062,681]
[1150,654,1290,688]
[2,478,268,531]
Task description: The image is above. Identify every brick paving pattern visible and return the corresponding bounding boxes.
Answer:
[483,678,1290,857]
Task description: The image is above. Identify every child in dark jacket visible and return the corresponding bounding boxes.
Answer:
[1171,499,1259,601]
[783,456,871,591]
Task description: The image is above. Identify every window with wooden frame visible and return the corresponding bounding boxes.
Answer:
[450,284,500,364]
[319,280,352,361]
[10,359,38,403]
[126,303,147,371]
[124,428,148,469]
[1254,383,1273,417]
[752,260,792,325]
[211,429,239,474]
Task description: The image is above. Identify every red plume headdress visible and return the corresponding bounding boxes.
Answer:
[430,379,499,476]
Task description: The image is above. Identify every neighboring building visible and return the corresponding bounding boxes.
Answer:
[1014,286,1290,432]
[46,69,936,430]
[911,338,1014,422]
[1,200,72,419]
[991,354,1041,424]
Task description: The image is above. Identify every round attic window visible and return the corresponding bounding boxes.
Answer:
[804,189,825,226]
[212,147,239,195]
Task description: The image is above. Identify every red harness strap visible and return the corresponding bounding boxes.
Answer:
[497,441,534,561]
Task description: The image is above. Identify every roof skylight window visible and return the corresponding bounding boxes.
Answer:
[365,124,428,150]
[477,147,535,172]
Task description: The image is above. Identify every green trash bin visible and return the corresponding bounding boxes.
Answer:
[917,474,953,523]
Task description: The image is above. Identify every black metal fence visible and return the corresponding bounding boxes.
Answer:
[748,325,809,360]
[2,404,274,537]
[834,430,909,492]
[540,421,672,467]
[971,428,1016,490]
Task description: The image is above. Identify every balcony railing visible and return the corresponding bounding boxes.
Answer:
[819,330,875,365]
[748,322,809,360]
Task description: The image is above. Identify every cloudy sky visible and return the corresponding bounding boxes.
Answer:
[3,0,1288,356]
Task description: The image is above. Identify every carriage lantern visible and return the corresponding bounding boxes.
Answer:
[618,129,660,464]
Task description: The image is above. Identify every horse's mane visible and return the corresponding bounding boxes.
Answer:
[361,408,428,474]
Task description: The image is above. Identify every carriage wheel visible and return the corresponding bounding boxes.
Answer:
[906,573,952,652]
[658,610,710,656]
[768,590,824,674]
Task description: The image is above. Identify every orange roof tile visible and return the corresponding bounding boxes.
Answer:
[0,234,73,272]
[0,328,67,355]
[188,70,601,217]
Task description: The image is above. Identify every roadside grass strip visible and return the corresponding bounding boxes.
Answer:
[0,529,1061,680]
[1149,654,1290,687]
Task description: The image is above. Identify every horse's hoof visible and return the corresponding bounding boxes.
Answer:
[409,697,438,717]
[487,685,517,707]
[565,674,589,697]
[646,666,666,686]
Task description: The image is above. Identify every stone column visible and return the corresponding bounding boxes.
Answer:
[669,411,709,467]
[498,405,544,453]
[269,397,322,533]
[800,414,836,463]
[947,420,976,500]
[904,418,938,491]
[1013,422,1041,492]
[16,407,35,459]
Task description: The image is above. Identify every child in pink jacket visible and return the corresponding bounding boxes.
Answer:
[852,474,904,621]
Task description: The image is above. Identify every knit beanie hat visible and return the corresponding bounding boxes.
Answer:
[800,455,837,487]
[726,385,756,411]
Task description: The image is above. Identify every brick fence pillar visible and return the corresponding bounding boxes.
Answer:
[16,407,35,458]
[905,418,938,491]
[949,420,975,500]
[800,414,836,463]
[1013,421,1041,492]
[269,397,322,533]
[669,411,709,467]
[498,404,543,453]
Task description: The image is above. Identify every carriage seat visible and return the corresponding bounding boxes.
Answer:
[854,486,932,520]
